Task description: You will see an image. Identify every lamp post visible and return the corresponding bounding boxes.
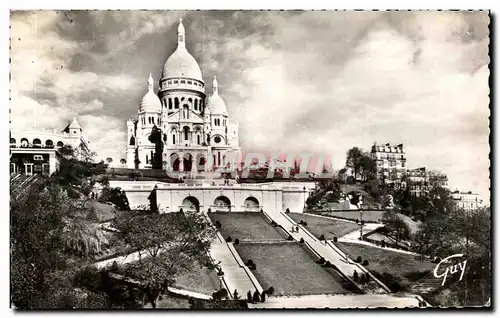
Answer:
[303,186,307,212]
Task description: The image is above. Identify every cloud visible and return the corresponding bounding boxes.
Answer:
[9,11,490,201]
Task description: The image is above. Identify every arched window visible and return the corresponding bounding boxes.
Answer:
[188,98,192,103]
[57,141,64,147]
[174,97,179,109]
[173,134,176,144]
[197,134,201,145]
[45,139,54,148]
[20,138,29,148]
[129,136,135,146]
[183,126,189,141]
[33,138,41,148]
[194,99,198,110]
[168,98,173,109]
[10,138,16,145]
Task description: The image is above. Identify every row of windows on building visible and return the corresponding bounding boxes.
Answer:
[163,79,204,88]
[141,116,161,126]
[375,154,405,160]
[165,97,205,112]
[377,160,406,167]
[10,138,64,148]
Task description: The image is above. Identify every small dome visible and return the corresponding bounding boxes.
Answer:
[140,74,162,112]
[206,76,227,115]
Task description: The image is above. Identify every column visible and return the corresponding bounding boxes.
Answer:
[179,152,184,172]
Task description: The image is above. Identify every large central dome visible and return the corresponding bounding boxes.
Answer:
[161,19,203,82]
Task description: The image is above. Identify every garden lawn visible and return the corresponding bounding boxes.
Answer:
[289,213,359,239]
[335,242,435,290]
[234,242,351,296]
[208,212,284,241]
[173,264,220,295]
[317,210,421,233]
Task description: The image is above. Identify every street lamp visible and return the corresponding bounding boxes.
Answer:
[303,186,307,212]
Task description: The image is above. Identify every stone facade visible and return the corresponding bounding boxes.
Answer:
[125,19,240,174]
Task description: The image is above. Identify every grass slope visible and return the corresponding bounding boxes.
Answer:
[289,213,359,239]
[208,212,284,241]
[235,242,351,296]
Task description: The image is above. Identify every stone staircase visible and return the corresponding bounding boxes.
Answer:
[408,274,443,294]
[209,243,259,295]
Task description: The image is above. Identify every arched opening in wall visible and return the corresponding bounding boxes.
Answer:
[33,138,42,148]
[244,197,260,212]
[45,139,54,148]
[182,196,200,212]
[170,153,180,172]
[194,99,198,110]
[174,97,179,109]
[20,138,29,147]
[56,141,64,148]
[10,138,16,146]
[213,196,231,212]
[197,134,201,145]
[183,153,193,172]
[168,98,173,109]
[129,136,135,146]
[183,126,189,141]
[196,154,206,172]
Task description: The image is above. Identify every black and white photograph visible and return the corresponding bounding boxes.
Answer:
[8,9,491,310]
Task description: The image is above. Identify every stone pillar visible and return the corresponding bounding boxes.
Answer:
[179,152,184,172]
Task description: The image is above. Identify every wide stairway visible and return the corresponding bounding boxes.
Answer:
[408,274,443,294]
[210,243,259,296]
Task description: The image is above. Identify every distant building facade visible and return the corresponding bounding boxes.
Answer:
[370,143,406,185]
[10,118,91,176]
[451,190,484,211]
[406,167,428,197]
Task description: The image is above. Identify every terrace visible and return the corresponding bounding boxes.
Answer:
[208,212,286,241]
[288,212,360,239]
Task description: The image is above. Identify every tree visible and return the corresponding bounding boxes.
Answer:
[11,181,67,308]
[106,158,113,164]
[112,211,216,308]
[345,147,364,182]
[148,125,164,170]
[412,206,490,306]
[381,211,410,245]
[120,158,127,165]
[359,154,376,182]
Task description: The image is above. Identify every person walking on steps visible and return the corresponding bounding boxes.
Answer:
[233,289,239,300]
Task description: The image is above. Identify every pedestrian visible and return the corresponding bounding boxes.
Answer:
[233,289,239,300]
[260,290,266,302]
[247,290,252,303]
[253,290,260,303]
[353,270,359,282]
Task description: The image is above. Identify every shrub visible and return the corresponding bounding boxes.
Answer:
[303,221,308,226]
[299,238,305,243]
[316,257,325,264]
[319,234,325,240]
[285,208,290,213]
[324,261,332,268]
[246,260,254,266]
[299,220,304,225]
[333,237,338,242]
[356,256,362,263]
[287,235,293,241]
[67,187,81,199]
[226,236,232,242]
[217,270,225,276]
[267,286,275,295]
[234,238,240,245]
[381,240,386,247]
[271,221,277,227]
[207,208,212,213]
[215,220,222,229]
[362,260,369,266]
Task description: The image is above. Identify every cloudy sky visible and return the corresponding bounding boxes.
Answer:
[10,10,490,200]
